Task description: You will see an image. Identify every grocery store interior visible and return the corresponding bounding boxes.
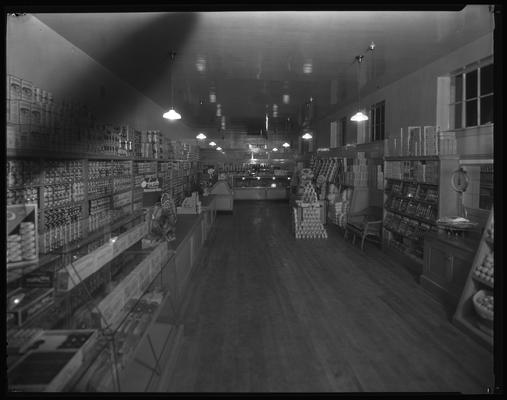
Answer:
[5,5,502,393]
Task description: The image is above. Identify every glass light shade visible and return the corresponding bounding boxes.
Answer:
[272,147,278,152]
[282,142,290,148]
[302,133,313,140]
[216,146,222,151]
[209,141,216,147]
[350,111,369,122]
[196,133,207,140]
[163,108,181,120]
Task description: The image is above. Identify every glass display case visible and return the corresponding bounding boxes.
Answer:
[231,175,290,200]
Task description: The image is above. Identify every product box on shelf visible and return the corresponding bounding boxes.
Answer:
[8,99,20,124]
[6,124,19,148]
[30,102,41,125]
[19,100,31,125]
[9,75,22,100]
[21,80,34,103]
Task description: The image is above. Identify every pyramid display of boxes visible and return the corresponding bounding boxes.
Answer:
[294,183,328,239]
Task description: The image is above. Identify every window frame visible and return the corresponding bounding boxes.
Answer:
[369,100,385,142]
[449,56,494,129]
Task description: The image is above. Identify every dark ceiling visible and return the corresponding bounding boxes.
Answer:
[35,7,492,135]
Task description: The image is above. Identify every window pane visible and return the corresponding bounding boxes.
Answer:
[380,123,385,140]
[370,108,375,141]
[454,103,462,129]
[380,102,385,124]
[480,64,494,95]
[465,70,478,100]
[454,74,463,102]
[466,99,478,127]
[480,94,494,125]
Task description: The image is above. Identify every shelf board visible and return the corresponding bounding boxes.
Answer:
[48,210,144,256]
[384,207,437,226]
[384,226,425,241]
[484,237,494,247]
[385,155,441,161]
[472,273,494,288]
[385,177,439,186]
[6,148,189,163]
[385,193,438,205]
[7,254,61,284]
[7,183,43,190]
[88,192,114,200]
[43,200,85,211]
[453,314,493,350]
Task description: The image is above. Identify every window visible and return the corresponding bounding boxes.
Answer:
[340,117,347,145]
[369,100,385,141]
[330,121,338,148]
[450,58,493,129]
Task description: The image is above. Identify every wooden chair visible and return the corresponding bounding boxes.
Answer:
[344,206,383,251]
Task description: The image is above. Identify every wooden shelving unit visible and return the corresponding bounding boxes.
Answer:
[382,155,459,273]
[453,207,494,350]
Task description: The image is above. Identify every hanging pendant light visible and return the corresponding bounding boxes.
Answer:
[350,55,368,122]
[163,51,182,120]
[196,133,207,140]
[282,142,290,148]
[302,132,313,140]
[209,141,216,147]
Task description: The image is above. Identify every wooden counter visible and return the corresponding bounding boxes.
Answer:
[421,231,480,311]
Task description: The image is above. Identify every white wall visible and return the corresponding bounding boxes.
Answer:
[6,14,196,139]
[316,33,494,158]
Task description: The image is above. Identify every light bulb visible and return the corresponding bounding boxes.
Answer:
[272,147,278,152]
[302,133,312,140]
[216,146,222,151]
[209,141,216,147]
[282,142,290,148]
[196,133,207,140]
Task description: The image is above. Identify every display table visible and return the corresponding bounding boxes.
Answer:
[209,181,233,212]
[234,186,288,200]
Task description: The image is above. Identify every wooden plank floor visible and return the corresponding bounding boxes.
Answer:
[161,201,494,393]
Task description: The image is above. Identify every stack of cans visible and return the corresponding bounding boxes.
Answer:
[20,222,37,261]
[7,234,22,263]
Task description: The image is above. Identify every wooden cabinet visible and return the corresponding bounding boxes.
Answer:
[421,232,478,310]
